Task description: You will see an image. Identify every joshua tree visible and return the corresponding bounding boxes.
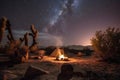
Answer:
[7,34,14,43]
[6,20,14,41]
[0,17,14,43]
[29,24,39,51]
[0,17,7,43]
[24,32,29,46]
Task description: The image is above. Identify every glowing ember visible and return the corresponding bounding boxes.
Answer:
[56,54,68,61]
[58,54,64,60]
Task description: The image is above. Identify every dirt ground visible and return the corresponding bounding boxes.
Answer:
[1,56,120,80]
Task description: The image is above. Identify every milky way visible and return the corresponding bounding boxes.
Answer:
[0,0,120,46]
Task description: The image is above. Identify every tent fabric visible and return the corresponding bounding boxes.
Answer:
[50,48,65,57]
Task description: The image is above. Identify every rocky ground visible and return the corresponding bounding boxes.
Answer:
[1,56,120,80]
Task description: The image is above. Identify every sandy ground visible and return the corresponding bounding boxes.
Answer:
[2,56,120,80]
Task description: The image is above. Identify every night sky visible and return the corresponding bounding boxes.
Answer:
[0,0,120,46]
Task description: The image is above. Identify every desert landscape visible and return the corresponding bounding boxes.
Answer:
[0,0,120,80]
[1,54,120,80]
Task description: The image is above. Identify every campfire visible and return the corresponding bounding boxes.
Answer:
[56,54,68,61]
[50,47,69,61]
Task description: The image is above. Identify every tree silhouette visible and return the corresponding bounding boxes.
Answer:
[91,27,120,63]
[24,32,29,46]
[0,17,7,43]
[6,20,14,41]
[29,24,39,52]
[0,17,14,44]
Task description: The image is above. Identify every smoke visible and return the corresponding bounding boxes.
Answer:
[38,33,63,47]
[12,30,63,47]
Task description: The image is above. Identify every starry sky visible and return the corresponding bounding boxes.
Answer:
[0,0,120,46]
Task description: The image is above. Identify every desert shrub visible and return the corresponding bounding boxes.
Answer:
[91,27,120,63]
[82,47,93,56]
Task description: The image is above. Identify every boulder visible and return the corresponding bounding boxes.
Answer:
[21,65,49,80]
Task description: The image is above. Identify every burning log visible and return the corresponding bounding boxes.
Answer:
[56,54,69,61]
[51,47,69,61]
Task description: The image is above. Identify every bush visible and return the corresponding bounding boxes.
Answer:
[91,27,120,63]
[82,47,93,56]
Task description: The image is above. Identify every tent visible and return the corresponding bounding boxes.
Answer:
[50,48,65,57]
